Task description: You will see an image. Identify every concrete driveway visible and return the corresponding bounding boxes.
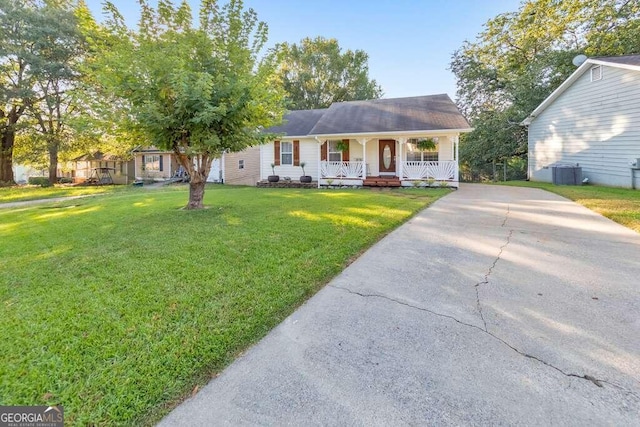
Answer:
[160,184,640,426]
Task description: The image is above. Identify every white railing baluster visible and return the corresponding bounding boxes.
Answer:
[401,161,457,180]
[320,161,364,178]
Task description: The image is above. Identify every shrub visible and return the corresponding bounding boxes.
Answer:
[28,177,52,187]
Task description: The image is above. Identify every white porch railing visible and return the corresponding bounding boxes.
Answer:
[320,161,364,178]
[401,161,458,180]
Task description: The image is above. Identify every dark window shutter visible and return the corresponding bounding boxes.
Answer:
[274,141,281,166]
[159,155,163,171]
[321,141,327,161]
[141,155,145,171]
[293,140,300,166]
[342,139,350,162]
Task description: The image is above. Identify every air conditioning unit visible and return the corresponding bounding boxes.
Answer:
[551,164,582,185]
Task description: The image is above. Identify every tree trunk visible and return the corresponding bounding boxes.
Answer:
[174,148,213,210]
[48,142,59,184]
[0,129,16,185]
[186,178,206,209]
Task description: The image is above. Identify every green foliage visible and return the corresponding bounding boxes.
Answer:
[276,36,383,109]
[451,0,640,173]
[27,177,52,187]
[335,140,349,152]
[0,0,94,184]
[416,138,436,151]
[0,185,448,425]
[97,0,285,208]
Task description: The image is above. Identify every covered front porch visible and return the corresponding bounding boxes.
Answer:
[317,135,460,187]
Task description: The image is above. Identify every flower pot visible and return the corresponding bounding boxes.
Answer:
[268,175,280,183]
[300,175,312,183]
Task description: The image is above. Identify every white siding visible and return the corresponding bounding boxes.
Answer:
[207,158,222,182]
[134,152,175,180]
[223,147,260,185]
[528,65,640,188]
[347,140,364,162]
[260,138,319,180]
[365,140,379,176]
[439,137,454,160]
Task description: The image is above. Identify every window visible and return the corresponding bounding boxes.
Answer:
[142,154,162,171]
[281,142,293,165]
[590,65,602,82]
[328,140,343,162]
[238,159,244,170]
[406,138,438,162]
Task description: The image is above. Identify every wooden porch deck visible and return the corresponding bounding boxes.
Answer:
[362,176,402,187]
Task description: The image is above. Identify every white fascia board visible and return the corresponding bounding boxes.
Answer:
[309,128,474,140]
[521,60,593,125]
[521,58,640,125]
[269,135,310,140]
[588,59,640,72]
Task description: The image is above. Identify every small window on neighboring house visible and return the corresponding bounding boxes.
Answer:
[281,142,293,165]
[591,65,602,82]
[328,140,343,162]
[238,159,244,170]
[142,154,161,171]
[406,138,439,162]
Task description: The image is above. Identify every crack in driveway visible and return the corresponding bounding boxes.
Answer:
[328,284,640,400]
[475,205,512,331]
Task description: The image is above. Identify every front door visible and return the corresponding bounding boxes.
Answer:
[379,139,396,175]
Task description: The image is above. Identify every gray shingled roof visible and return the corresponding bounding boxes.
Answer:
[308,94,470,135]
[266,109,327,137]
[596,54,640,67]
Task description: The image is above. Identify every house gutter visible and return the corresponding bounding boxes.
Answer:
[309,128,474,140]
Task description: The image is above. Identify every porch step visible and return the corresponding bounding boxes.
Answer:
[363,177,401,187]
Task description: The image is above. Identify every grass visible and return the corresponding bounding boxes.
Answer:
[0,184,126,204]
[497,181,640,232]
[0,185,449,425]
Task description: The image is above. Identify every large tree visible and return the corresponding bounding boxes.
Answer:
[0,0,43,184]
[26,2,88,184]
[0,0,89,185]
[276,36,383,110]
[98,0,285,209]
[451,0,640,179]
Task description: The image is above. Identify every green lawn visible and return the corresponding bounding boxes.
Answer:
[0,185,448,425]
[0,184,126,204]
[498,181,640,232]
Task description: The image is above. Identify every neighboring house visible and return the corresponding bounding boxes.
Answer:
[133,145,260,186]
[132,147,180,181]
[523,55,640,188]
[12,164,46,184]
[260,94,472,187]
[222,146,261,186]
[69,152,135,185]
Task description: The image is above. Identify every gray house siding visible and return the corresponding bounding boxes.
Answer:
[528,64,640,188]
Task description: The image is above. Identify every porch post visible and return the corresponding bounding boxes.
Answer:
[397,137,406,179]
[454,135,460,186]
[316,138,321,188]
[358,138,368,179]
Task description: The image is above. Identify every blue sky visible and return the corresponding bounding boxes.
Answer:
[85,0,522,99]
